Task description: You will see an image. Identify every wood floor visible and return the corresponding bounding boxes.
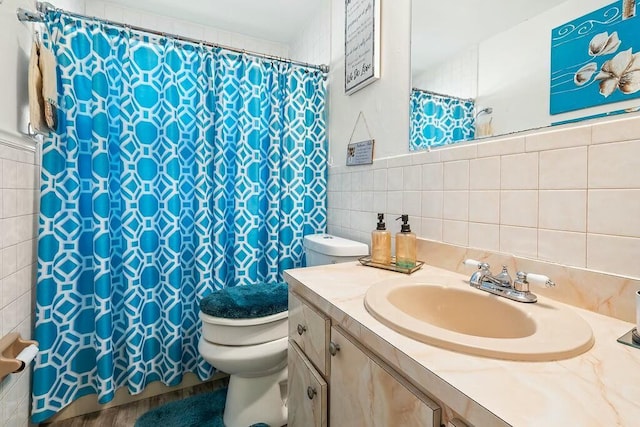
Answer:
[43,378,229,427]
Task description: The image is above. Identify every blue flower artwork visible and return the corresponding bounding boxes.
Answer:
[550,1,640,114]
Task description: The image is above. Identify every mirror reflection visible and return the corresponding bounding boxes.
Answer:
[410,0,640,150]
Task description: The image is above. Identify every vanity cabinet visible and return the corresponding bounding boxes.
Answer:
[288,292,330,426]
[329,326,442,426]
[288,291,443,427]
[288,340,328,427]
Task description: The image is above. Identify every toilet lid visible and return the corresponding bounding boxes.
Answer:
[199,282,288,319]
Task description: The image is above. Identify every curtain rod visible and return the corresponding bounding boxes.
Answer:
[412,87,475,103]
[17,1,329,73]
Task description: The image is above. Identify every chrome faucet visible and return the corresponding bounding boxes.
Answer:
[463,259,556,303]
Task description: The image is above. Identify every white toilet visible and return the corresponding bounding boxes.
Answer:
[198,233,368,427]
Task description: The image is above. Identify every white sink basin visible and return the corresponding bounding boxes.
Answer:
[364,278,594,361]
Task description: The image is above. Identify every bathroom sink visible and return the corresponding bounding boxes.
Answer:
[364,278,594,361]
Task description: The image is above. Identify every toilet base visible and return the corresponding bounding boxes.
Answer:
[223,364,288,427]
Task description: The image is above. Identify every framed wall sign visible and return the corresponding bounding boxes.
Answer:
[346,139,375,166]
[345,0,381,95]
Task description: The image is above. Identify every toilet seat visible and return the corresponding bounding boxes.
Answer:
[199,311,288,346]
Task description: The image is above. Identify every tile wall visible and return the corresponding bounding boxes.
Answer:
[0,140,39,427]
[327,112,640,280]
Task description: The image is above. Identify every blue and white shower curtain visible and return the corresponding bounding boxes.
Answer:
[410,89,475,150]
[32,12,327,422]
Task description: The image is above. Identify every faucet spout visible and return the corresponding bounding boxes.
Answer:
[463,260,554,304]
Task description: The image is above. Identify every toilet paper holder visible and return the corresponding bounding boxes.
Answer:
[0,332,39,381]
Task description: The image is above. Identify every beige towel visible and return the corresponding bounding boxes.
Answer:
[39,44,58,131]
[28,39,47,134]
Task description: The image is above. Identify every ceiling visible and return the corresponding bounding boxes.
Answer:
[412,0,568,72]
[105,0,325,44]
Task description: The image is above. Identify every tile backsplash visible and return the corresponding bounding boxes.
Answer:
[0,139,39,427]
[327,112,640,280]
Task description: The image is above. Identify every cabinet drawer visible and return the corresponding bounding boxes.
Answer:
[330,326,442,427]
[288,340,328,427]
[289,292,330,376]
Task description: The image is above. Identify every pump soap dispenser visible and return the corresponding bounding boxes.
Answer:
[371,213,391,265]
[395,214,417,269]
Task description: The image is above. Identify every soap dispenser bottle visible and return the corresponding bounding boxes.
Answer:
[371,213,391,265]
[395,214,417,268]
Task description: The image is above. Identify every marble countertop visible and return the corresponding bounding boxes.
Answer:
[284,261,640,427]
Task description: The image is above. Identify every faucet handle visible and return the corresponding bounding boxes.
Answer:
[525,273,556,288]
[463,259,490,270]
[515,272,556,290]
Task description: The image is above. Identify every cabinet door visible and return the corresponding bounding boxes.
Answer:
[289,292,330,375]
[288,340,327,427]
[329,327,441,427]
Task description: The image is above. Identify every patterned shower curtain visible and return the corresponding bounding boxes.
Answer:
[410,89,475,150]
[32,12,327,423]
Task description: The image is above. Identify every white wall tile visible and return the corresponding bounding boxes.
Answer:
[402,191,422,217]
[387,155,412,168]
[351,171,363,191]
[350,191,362,211]
[525,125,591,152]
[439,143,477,161]
[477,136,525,158]
[386,192,403,216]
[589,140,640,189]
[539,190,586,232]
[2,189,16,218]
[443,161,469,190]
[387,167,403,191]
[373,169,387,191]
[443,220,468,246]
[421,218,443,241]
[2,160,17,189]
[361,170,374,191]
[591,113,640,144]
[403,165,422,191]
[443,191,468,221]
[469,156,500,190]
[501,152,538,190]
[469,191,500,224]
[422,163,443,190]
[372,192,387,213]
[587,234,640,278]
[538,229,586,267]
[539,147,587,190]
[588,189,640,238]
[361,191,373,212]
[500,225,537,258]
[500,190,538,227]
[421,191,443,219]
[411,150,441,165]
[469,223,499,252]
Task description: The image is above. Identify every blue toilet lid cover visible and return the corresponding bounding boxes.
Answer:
[199,282,288,319]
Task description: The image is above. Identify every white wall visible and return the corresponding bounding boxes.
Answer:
[412,46,478,100]
[0,0,37,144]
[289,2,331,66]
[327,0,412,166]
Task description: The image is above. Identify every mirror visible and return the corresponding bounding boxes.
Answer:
[411,0,640,149]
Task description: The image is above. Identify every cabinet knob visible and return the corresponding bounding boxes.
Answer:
[306,386,317,400]
[297,324,307,335]
[329,341,340,356]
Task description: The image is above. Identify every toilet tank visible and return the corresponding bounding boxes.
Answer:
[304,234,369,267]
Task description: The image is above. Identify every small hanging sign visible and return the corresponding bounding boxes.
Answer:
[346,139,374,166]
